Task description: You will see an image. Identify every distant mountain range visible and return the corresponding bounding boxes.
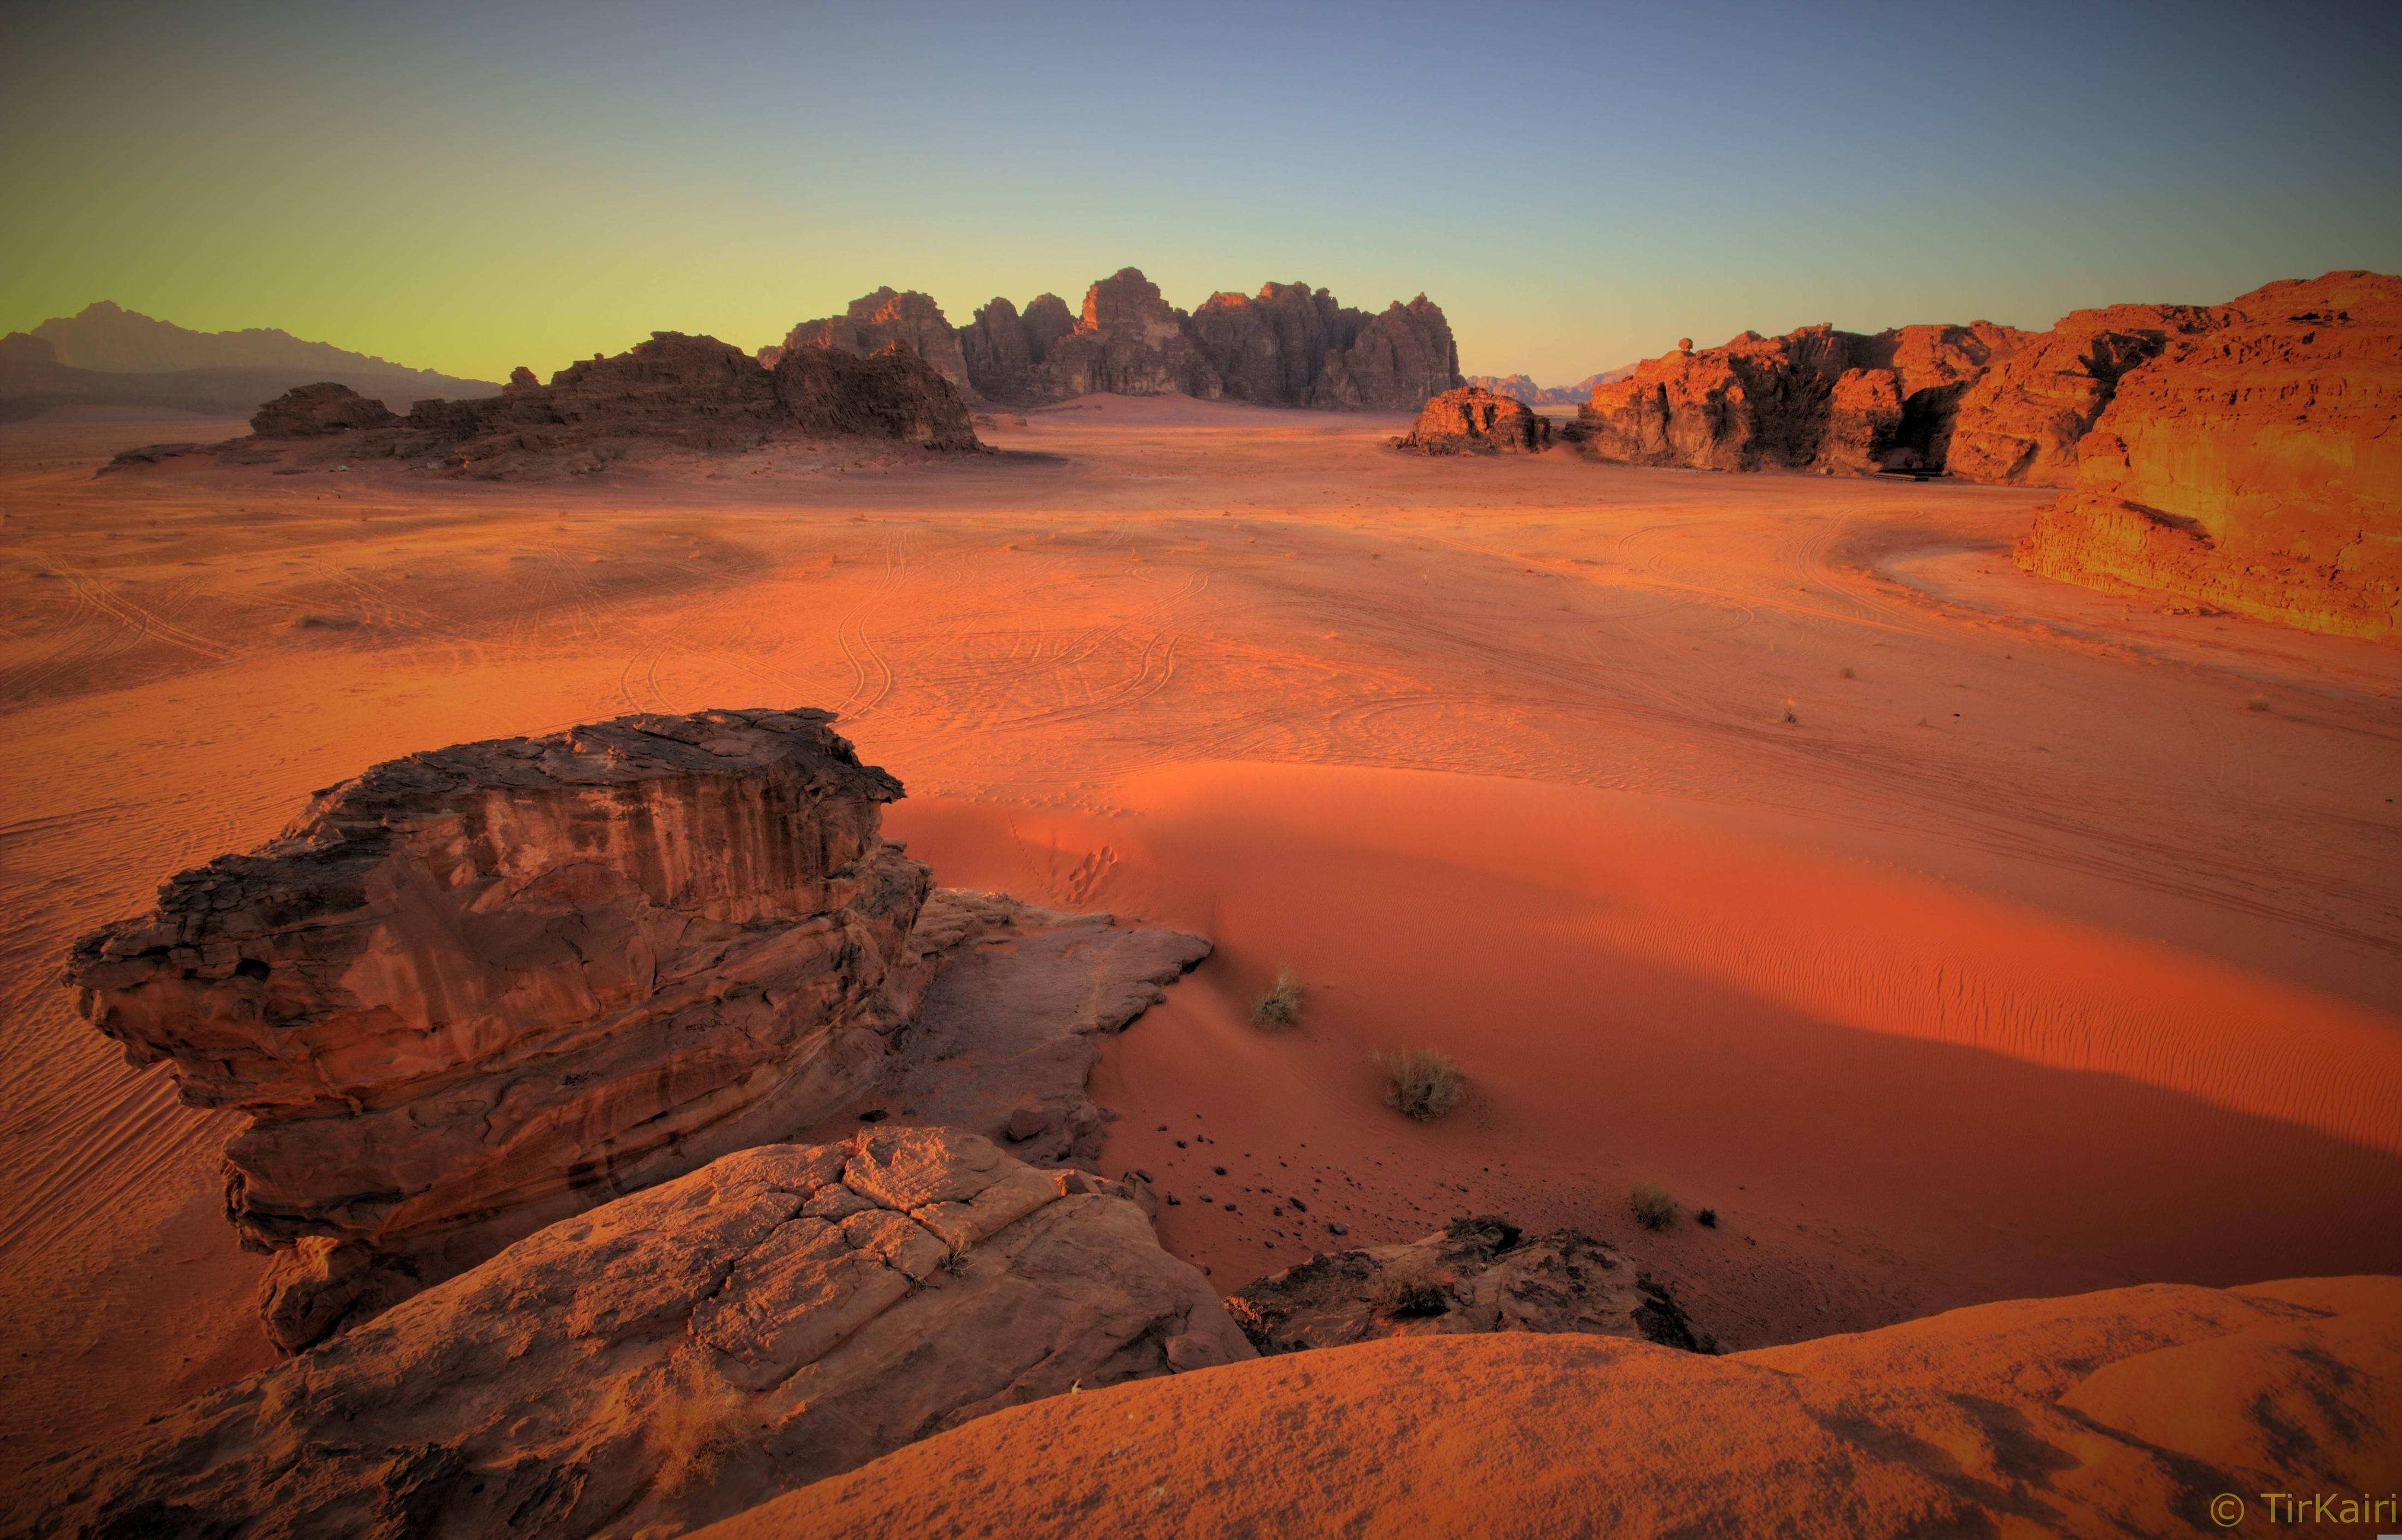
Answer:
[1462,368,1636,408]
[0,302,499,422]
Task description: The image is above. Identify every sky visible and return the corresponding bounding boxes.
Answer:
[4,0,2398,386]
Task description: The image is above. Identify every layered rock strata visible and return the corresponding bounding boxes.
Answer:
[1396,386,1554,455]
[65,709,937,1351]
[104,331,980,479]
[34,1127,1255,1539]
[1224,1215,1700,1353]
[2017,271,2402,642]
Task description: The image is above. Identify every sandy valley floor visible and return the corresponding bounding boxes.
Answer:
[3,396,2398,1491]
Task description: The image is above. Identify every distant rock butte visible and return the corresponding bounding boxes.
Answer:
[34,1126,1253,1539]
[248,381,400,438]
[1396,386,1555,455]
[1225,1215,1701,1353]
[1462,368,1634,407]
[103,331,982,479]
[794,269,1463,410]
[2017,271,2402,643]
[700,1275,2402,1540]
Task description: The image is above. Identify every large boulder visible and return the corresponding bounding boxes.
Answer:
[248,381,400,438]
[2016,271,2402,642]
[64,708,935,1351]
[768,287,972,394]
[31,1127,1256,1539]
[1396,386,1554,455]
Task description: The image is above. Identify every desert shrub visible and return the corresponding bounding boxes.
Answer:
[2246,693,2272,712]
[1630,1181,1680,1231]
[1695,1207,1718,1229]
[1377,1047,1464,1120]
[1251,966,1303,1028]
[1373,1271,1450,1318]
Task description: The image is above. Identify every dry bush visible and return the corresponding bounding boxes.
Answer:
[1377,1047,1464,1120]
[1373,1271,1451,1318]
[1630,1181,1680,1231]
[1251,965,1303,1028]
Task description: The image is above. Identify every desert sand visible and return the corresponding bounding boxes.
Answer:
[2,393,2398,1501]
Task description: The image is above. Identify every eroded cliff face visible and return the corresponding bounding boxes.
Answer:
[954,270,1462,409]
[1942,307,2211,485]
[2016,272,2402,642]
[35,1127,1254,1540]
[768,287,973,394]
[66,709,936,1350]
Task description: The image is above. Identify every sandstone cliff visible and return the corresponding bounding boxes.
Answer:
[1396,386,1554,455]
[957,271,1462,409]
[2017,271,2402,642]
[703,1276,2402,1539]
[66,709,935,1350]
[766,287,972,393]
[1943,307,2210,485]
[33,1127,1254,1539]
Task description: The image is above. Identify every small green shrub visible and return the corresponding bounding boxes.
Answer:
[1251,965,1303,1028]
[1630,1181,1680,1231]
[1377,1047,1464,1121]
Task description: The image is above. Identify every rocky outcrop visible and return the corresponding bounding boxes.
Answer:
[65,709,936,1351]
[767,288,972,393]
[1224,1215,1700,1354]
[1396,386,1554,455]
[839,890,1212,1167]
[33,1127,1255,1539]
[710,1276,2402,1540]
[106,331,981,478]
[2017,271,2402,642]
[1464,368,1637,408]
[247,381,400,437]
[958,271,1461,410]
[1943,309,2205,485]
[1575,325,1865,471]
[1317,295,1464,410]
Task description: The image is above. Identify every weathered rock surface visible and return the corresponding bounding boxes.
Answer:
[1942,308,2204,485]
[247,381,400,437]
[31,1126,1255,1539]
[1396,386,1554,455]
[64,709,936,1351]
[1462,368,1634,407]
[766,287,972,393]
[957,271,1461,410]
[104,331,981,479]
[2017,271,2402,642]
[704,1276,2402,1540]
[815,890,1213,1166]
[1224,1215,1701,1354]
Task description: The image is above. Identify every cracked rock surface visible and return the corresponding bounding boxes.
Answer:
[31,1126,1252,1539]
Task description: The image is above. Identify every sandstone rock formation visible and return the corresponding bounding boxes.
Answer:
[247,381,400,437]
[957,271,1462,410]
[766,287,972,393]
[104,331,981,479]
[1224,1215,1700,1353]
[1943,309,2204,485]
[833,890,1212,1167]
[956,293,1077,403]
[2017,271,2402,642]
[32,1127,1255,1539]
[65,709,936,1351]
[702,1276,2402,1539]
[1463,368,1636,407]
[1396,386,1554,455]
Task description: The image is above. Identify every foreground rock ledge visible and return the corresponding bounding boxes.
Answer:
[65,708,936,1351]
[698,1276,2402,1540]
[32,1126,1254,1539]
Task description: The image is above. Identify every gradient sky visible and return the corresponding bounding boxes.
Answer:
[5,0,2398,385]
